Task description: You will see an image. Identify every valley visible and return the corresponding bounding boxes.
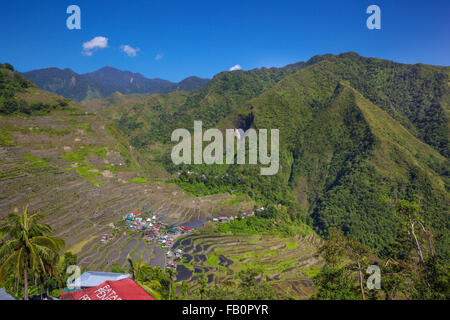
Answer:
[1,52,449,300]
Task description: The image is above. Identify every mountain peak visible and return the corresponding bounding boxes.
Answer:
[21,66,211,101]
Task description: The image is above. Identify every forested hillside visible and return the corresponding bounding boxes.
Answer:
[100,53,449,257]
[0,63,73,115]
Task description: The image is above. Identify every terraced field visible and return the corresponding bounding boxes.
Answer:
[0,112,254,271]
[173,232,323,299]
[0,109,321,293]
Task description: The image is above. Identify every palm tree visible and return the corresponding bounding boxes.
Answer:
[0,206,65,300]
[167,267,177,300]
[127,255,162,300]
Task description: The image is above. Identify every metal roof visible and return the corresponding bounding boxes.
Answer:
[75,271,131,288]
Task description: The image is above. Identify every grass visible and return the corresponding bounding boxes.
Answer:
[61,146,108,163]
[129,177,148,184]
[68,235,98,255]
[23,153,50,167]
[204,253,220,267]
[285,241,299,250]
[0,128,14,146]
[29,127,72,136]
[61,145,109,186]
[76,122,95,135]
[217,193,255,207]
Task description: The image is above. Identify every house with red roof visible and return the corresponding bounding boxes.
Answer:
[61,278,154,300]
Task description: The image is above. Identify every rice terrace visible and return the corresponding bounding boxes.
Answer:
[0,0,449,304]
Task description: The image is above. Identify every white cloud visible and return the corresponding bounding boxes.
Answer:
[82,36,108,56]
[121,45,140,58]
[155,53,164,61]
[229,64,242,71]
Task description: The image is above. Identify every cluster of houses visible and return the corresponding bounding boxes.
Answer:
[93,205,264,270]
[165,248,184,269]
[176,170,230,181]
[211,207,264,223]
[100,233,114,244]
[121,209,194,269]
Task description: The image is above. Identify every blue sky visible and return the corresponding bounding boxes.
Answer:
[0,0,448,82]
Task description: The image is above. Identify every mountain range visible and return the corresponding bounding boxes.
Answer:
[21,66,210,101]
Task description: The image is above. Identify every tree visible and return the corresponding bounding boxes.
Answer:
[167,267,177,300]
[347,239,371,300]
[4,63,14,71]
[396,200,426,264]
[126,255,163,300]
[197,276,208,300]
[0,206,65,300]
[313,228,371,300]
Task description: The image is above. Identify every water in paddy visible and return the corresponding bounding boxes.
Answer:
[116,239,137,266]
[158,211,169,220]
[131,240,147,260]
[183,220,205,228]
[194,267,203,274]
[194,254,207,263]
[176,265,193,281]
[149,246,165,267]
[218,255,233,267]
[182,254,193,264]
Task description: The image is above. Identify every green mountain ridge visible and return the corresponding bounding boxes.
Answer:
[96,52,449,255]
[230,59,448,252]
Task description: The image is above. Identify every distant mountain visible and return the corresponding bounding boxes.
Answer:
[21,66,210,101]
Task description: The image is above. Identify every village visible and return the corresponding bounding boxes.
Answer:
[97,205,264,270]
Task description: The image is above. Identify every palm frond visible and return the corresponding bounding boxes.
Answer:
[138,281,163,300]
[0,251,19,284]
[0,239,21,261]
[32,236,65,252]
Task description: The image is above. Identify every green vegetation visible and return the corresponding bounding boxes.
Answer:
[174,232,320,299]
[314,200,449,300]
[101,53,449,260]
[195,268,278,300]
[111,256,177,300]
[1,53,448,300]
[61,146,109,186]
[0,206,65,300]
[129,177,148,183]
[0,128,14,146]
[0,63,73,115]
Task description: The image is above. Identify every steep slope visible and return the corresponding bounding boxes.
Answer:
[100,53,449,254]
[231,61,448,252]
[312,52,449,157]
